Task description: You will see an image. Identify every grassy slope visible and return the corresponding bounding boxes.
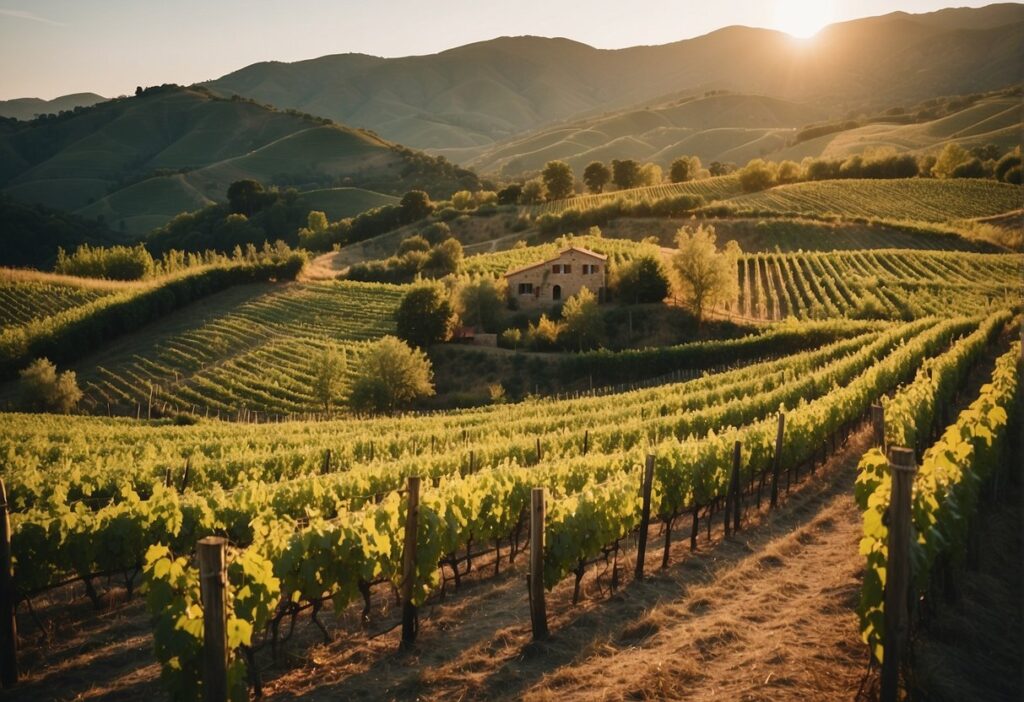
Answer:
[298,187,399,221]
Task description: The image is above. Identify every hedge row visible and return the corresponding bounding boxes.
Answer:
[557,319,886,386]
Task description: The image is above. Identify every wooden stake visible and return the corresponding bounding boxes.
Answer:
[583,430,589,456]
[730,441,742,534]
[321,449,332,475]
[529,487,549,640]
[770,413,785,509]
[535,437,542,464]
[400,476,421,648]
[880,447,917,702]
[179,458,191,493]
[634,455,655,581]
[197,537,228,702]
[871,403,886,452]
[0,479,17,688]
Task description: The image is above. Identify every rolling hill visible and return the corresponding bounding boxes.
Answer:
[468,93,827,175]
[0,85,477,237]
[0,92,107,121]
[205,4,1024,158]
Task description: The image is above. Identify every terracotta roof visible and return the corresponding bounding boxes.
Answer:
[503,246,608,277]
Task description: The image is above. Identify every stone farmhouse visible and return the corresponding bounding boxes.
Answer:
[504,246,607,309]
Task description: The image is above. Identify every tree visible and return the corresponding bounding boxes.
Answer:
[395,282,454,347]
[397,234,430,255]
[671,225,741,325]
[422,238,463,278]
[777,160,801,184]
[226,180,266,216]
[950,157,987,179]
[582,162,611,193]
[348,336,434,414]
[995,149,1021,182]
[520,179,546,204]
[670,156,700,183]
[611,255,670,304]
[310,344,347,412]
[399,190,433,223]
[560,287,605,351]
[611,159,641,190]
[738,159,777,193]
[500,328,522,350]
[542,161,575,200]
[420,222,451,245]
[639,163,663,186]
[454,275,507,332]
[932,143,970,179]
[451,190,474,210]
[18,358,82,413]
[497,183,523,204]
[709,161,734,177]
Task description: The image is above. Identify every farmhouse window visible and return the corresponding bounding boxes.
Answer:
[518,282,533,294]
[563,264,571,273]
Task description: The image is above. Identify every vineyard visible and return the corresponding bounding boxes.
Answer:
[462,233,657,276]
[74,280,405,418]
[526,174,743,216]
[718,178,1023,223]
[730,249,1022,321]
[0,270,128,332]
[1,305,1019,699]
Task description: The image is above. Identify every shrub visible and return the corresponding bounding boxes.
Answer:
[18,358,82,413]
[55,244,156,280]
[611,255,670,304]
[560,288,605,351]
[395,282,454,347]
[348,336,435,414]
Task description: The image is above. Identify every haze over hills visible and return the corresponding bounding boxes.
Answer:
[206,4,1024,159]
[0,92,107,121]
[0,85,476,236]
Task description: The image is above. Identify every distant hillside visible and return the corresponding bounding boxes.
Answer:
[206,4,1024,157]
[0,85,478,236]
[469,93,827,175]
[0,195,125,268]
[0,92,107,121]
[475,91,1023,176]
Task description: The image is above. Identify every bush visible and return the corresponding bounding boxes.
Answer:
[18,358,82,413]
[454,275,507,332]
[500,328,523,350]
[526,315,563,351]
[420,222,452,245]
[738,159,777,192]
[395,282,454,347]
[348,336,435,414]
[560,288,605,351]
[55,244,156,280]
[611,255,670,304]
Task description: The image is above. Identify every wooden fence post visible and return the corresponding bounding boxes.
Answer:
[400,476,420,649]
[880,447,917,702]
[634,455,656,581]
[770,413,785,509]
[583,430,589,456]
[731,441,742,534]
[0,479,18,688]
[528,487,549,640]
[197,536,228,702]
[871,404,886,451]
[321,449,332,475]
[180,458,191,493]
[535,437,542,465]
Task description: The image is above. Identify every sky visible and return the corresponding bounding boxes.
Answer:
[0,0,1003,100]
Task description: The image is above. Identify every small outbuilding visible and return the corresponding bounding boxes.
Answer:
[504,246,607,309]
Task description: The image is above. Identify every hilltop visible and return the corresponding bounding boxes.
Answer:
[206,4,1024,156]
[0,92,107,121]
[0,85,478,237]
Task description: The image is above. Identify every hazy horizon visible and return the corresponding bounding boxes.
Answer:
[0,0,1009,101]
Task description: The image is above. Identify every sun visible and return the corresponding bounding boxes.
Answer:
[772,1,835,39]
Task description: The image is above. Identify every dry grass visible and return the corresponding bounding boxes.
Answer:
[0,266,148,291]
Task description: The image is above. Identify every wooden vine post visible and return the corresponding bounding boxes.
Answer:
[197,536,228,702]
[880,447,917,702]
[634,454,656,581]
[770,413,785,509]
[871,403,886,451]
[731,441,742,533]
[401,476,421,649]
[528,487,549,640]
[0,478,18,688]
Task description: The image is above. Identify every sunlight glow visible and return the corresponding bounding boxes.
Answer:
[772,1,836,39]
